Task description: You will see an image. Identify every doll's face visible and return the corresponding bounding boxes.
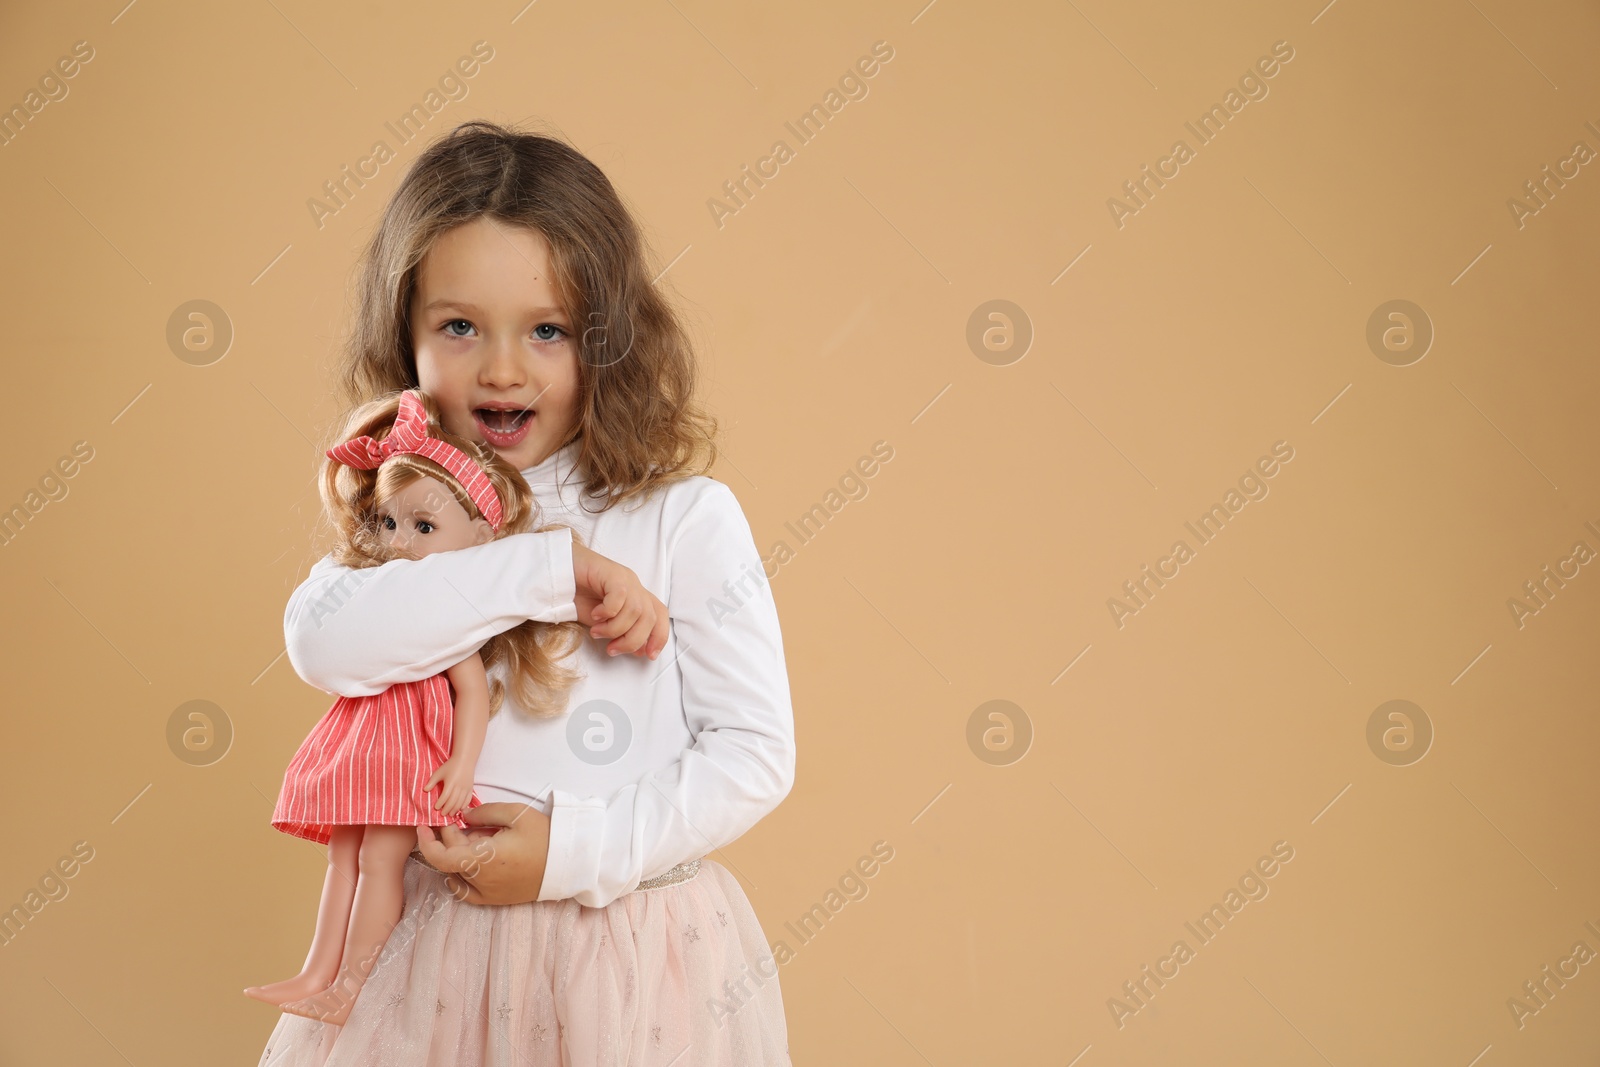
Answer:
[373,474,494,560]
[409,217,582,474]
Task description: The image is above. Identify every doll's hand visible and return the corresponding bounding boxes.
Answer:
[424,758,475,817]
[571,541,670,660]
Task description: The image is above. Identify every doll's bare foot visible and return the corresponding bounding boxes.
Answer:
[280,977,360,1027]
[278,824,410,1025]
[246,826,363,1008]
[243,970,338,1007]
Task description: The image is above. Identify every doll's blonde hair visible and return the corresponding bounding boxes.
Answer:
[319,389,584,719]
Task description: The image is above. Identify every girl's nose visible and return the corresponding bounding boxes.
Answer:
[479,336,526,387]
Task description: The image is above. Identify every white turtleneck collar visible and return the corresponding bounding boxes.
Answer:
[521,438,583,491]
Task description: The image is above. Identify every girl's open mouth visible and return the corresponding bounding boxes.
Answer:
[474,407,534,447]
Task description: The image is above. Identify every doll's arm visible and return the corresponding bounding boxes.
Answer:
[537,481,796,908]
[284,530,577,698]
[426,651,490,817]
[444,651,490,774]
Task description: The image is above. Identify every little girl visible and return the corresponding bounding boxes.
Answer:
[256,120,795,1066]
[246,388,586,1025]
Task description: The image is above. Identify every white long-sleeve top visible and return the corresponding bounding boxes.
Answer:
[282,440,796,907]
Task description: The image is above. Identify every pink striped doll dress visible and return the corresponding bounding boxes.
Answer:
[270,661,481,843]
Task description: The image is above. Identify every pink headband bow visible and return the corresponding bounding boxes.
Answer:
[326,390,505,531]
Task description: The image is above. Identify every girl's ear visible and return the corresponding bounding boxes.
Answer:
[472,518,495,545]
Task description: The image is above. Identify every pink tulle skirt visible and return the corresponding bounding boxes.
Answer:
[256,854,791,1066]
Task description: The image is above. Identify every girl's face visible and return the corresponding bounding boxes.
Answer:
[374,474,494,559]
[410,217,581,472]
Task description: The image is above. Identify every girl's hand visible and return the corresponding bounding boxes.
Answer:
[424,758,475,817]
[571,542,670,660]
[415,802,550,906]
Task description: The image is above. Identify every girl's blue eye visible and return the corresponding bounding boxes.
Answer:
[416,520,435,534]
[443,320,563,341]
[379,516,395,531]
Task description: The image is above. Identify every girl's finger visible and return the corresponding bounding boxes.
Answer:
[599,586,628,628]
[610,598,643,637]
[609,610,653,657]
[649,610,670,658]
[423,834,473,874]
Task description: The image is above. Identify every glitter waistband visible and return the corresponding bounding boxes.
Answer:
[407,848,702,894]
[633,858,701,892]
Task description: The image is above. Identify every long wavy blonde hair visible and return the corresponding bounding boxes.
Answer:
[328,118,720,512]
[320,389,585,719]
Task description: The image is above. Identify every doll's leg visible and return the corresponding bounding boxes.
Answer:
[281,824,416,1026]
[244,825,363,1005]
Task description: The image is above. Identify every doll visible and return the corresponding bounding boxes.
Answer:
[244,388,586,1026]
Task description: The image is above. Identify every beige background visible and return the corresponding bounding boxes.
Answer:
[2,0,1598,1063]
